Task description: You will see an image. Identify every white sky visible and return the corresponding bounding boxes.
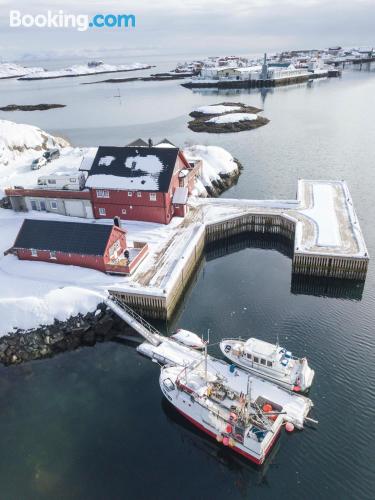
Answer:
[0,0,374,61]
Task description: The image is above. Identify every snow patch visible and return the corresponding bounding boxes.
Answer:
[207,113,258,124]
[194,105,241,114]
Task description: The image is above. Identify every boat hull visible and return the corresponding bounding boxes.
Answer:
[174,405,281,465]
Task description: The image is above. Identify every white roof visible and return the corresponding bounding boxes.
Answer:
[244,338,277,357]
[173,187,188,205]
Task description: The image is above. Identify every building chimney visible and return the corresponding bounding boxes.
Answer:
[113,216,121,228]
[148,138,153,148]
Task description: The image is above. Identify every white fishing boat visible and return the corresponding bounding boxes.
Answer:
[220,338,315,393]
[160,361,285,465]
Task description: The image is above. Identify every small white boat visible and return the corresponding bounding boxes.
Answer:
[160,363,284,465]
[171,329,205,349]
[220,338,315,393]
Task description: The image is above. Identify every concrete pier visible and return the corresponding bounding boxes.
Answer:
[109,180,369,319]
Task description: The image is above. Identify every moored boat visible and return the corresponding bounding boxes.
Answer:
[220,338,315,393]
[160,362,284,465]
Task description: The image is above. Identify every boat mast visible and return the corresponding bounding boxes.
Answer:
[204,328,210,381]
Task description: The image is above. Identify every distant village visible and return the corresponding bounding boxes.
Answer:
[176,46,374,87]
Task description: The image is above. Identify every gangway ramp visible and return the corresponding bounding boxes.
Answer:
[105,296,162,347]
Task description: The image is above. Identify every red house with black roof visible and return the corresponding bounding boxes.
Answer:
[11,218,148,275]
[85,144,192,224]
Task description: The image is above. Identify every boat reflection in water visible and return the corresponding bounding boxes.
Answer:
[161,397,281,491]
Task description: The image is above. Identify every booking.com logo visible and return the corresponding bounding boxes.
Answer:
[9,10,136,32]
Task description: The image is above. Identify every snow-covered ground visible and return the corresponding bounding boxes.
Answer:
[0,63,45,79]
[0,121,239,335]
[18,62,150,80]
[194,104,241,114]
[0,119,69,171]
[208,113,258,124]
[0,208,180,335]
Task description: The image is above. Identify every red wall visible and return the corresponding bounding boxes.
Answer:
[104,226,127,264]
[17,248,107,272]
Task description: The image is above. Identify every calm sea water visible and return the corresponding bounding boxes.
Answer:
[0,60,375,500]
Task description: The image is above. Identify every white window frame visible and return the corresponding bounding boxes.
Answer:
[149,193,157,201]
[50,251,57,260]
[122,208,127,215]
[31,249,38,257]
[97,189,109,198]
[98,207,106,216]
[50,200,58,210]
[137,192,142,198]
[128,191,133,197]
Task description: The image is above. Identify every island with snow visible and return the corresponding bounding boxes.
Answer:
[188,102,269,133]
[0,62,45,79]
[18,61,152,80]
[0,119,369,365]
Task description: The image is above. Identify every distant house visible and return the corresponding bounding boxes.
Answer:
[5,140,201,225]
[86,144,195,224]
[10,218,148,275]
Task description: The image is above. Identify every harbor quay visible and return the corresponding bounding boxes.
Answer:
[109,179,369,319]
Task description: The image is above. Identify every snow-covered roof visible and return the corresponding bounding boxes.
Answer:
[79,148,98,171]
[245,338,277,357]
[172,187,188,205]
[86,146,179,192]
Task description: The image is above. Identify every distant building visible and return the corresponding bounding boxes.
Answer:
[10,218,148,275]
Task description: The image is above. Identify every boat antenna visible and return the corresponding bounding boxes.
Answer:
[276,332,279,348]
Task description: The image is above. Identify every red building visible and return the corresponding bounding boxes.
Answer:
[86,144,194,224]
[5,140,202,225]
[11,218,148,275]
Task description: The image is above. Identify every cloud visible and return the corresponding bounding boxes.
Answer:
[0,0,374,61]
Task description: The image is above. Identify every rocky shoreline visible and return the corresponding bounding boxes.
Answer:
[204,158,242,196]
[0,304,134,366]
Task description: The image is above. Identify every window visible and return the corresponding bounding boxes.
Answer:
[122,209,127,215]
[50,251,56,259]
[40,200,46,211]
[31,200,38,211]
[128,192,133,197]
[267,361,273,367]
[253,356,259,364]
[69,178,76,183]
[149,193,157,201]
[48,179,56,184]
[260,358,266,366]
[137,192,142,198]
[99,208,106,216]
[51,201,58,210]
[31,249,38,257]
[247,353,252,360]
[97,190,109,198]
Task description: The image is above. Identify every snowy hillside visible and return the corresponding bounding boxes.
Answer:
[0,119,69,167]
[183,145,239,196]
[0,62,45,79]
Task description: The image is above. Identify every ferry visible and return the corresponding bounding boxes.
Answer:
[220,338,315,393]
[160,362,284,465]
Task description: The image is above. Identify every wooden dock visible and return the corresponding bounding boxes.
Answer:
[109,180,369,320]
